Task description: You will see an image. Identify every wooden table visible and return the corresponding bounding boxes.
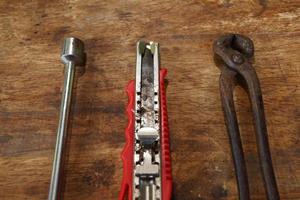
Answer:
[0,1,299,199]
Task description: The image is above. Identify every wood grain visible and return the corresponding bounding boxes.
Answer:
[0,1,299,199]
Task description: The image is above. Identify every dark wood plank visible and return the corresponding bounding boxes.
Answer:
[0,1,299,199]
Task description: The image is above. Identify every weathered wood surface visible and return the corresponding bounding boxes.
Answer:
[0,1,299,199]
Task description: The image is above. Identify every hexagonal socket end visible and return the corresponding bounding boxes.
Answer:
[61,37,86,66]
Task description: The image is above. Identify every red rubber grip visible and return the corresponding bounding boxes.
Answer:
[118,80,135,200]
[160,69,172,200]
[118,69,172,200]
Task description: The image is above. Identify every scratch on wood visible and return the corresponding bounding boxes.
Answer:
[255,0,268,17]
[0,134,13,143]
[82,160,115,187]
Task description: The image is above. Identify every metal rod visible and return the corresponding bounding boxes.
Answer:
[48,37,85,200]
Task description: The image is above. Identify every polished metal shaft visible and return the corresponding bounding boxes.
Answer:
[48,38,85,200]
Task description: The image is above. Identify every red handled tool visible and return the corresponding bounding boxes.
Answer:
[119,41,172,200]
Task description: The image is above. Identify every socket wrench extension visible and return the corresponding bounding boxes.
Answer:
[48,37,86,200]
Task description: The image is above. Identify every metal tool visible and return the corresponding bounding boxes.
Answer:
[119,41,172,200]
[213,34,280,200]
[48,37,85,200]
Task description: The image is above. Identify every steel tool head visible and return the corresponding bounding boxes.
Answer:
[214,34,254,57]
[61,37,86,66]
[137,40,158,55]
[213,34,254,72]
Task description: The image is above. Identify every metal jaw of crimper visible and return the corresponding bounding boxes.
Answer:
[213,34,280,200]
[119,41,172,200]
[134,41,161,199]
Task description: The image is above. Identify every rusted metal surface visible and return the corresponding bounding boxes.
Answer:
[213,34,280,200]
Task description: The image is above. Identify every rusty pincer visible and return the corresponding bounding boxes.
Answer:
[213,34,280,200]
